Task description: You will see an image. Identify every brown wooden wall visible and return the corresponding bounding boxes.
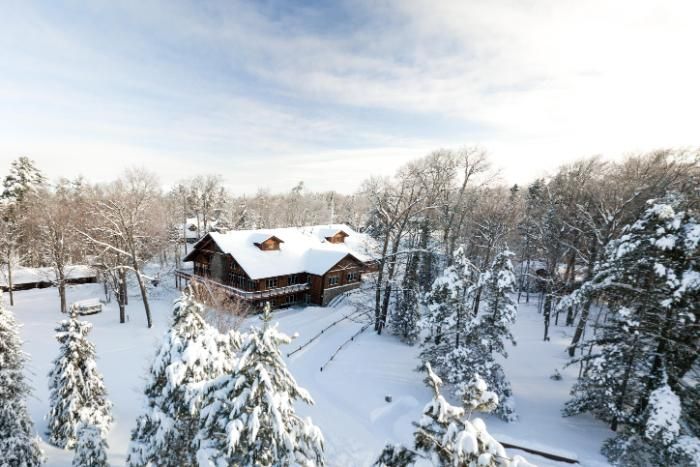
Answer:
[258,272,309,291]
[323,256,363,288]
[308,275,324,304]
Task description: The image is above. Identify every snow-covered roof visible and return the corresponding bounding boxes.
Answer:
[179,217,222,239]
[186,224,377,280]
[0,265,96,287]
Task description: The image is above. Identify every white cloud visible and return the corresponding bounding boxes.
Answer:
[0,0,697,193]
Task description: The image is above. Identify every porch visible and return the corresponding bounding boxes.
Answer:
[174,269,311,302]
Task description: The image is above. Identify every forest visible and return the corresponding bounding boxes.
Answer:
[1,148,699,466]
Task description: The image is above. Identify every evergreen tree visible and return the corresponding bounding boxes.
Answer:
[1,156,46,204]
[128,291,238,467]
[601,375,700,466]
[0,292,45,466]
[392,243,421,344]
[419,247,474,369]
[1,157,46,268]
[72,419,109,467]
[374,363,532,467]
[196,303,325,466]
[421,249,518,421]
[456,251,518,420]
[560,193,700,463]
[47,306,112,449]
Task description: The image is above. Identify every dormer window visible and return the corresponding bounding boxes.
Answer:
[324,230,349,244]
[253,235,284,251]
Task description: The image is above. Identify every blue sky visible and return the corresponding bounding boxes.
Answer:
[1,0,698,193]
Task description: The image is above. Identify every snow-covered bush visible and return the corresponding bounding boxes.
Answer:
[47,306,112,449]
[0,291,45,466]
[72,421,109,467]
[127,290,239,467]
[603,379,700,467]
[375,363,532,467]
[195,303,325,466]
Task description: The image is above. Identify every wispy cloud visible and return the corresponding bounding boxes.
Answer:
[0,0,697,192]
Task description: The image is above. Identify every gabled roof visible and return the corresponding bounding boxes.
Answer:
[184,224,377,280]
[315,227,349,238]
[250,233,284,245]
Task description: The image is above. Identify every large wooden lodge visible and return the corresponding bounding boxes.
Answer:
[176,224,376,308]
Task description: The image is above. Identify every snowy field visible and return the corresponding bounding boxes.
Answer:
[11,282,613,466]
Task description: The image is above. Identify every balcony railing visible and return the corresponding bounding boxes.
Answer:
[175,269,310,301]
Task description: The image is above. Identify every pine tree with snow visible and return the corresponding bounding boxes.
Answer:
[392,245,422,344]
[602,376,700,466]
[127,290,238,467]
[47,306,112,449]
[196,302,325,466]
[560,193,700,463]
[375,363,532,467]
[0,292,45,466]
[419,247,475,371]
[374,444,417,467]
[72,419,109,467]
[421,249,518,421]
[456,251,518,420]
[1,156,46,205]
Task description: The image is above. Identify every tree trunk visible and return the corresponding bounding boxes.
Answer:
[57,269,67,314]
[119,268,128,306]
[418,221,433,292]
[103,277,110,302]
[378,283,391,335]
[568,299,591,357]
[378,235,402,334]
[131,260,152,328]
[568,242,597,355]
[118,279,126,324]
[543,290,552,341]
[563,248,577,325]
[635,306,674,416]
[611,344,637,432]
[471,246,492,317]
[182,203,188,255]
[7,257,14,306]
[374,235,391,332]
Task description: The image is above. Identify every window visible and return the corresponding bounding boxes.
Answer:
[346,271,358,282]
[194,261,209,277]
[288,274,298,285]
[266,278,278,289]
[285,294,296,304]
[328,275,339,287]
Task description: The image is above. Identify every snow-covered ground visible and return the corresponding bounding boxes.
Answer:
[9,282,612,466]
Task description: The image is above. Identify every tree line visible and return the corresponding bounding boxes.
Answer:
[1,147,698,465]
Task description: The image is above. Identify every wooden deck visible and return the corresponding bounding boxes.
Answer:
[175,269,310,301]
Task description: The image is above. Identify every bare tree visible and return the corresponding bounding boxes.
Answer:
[34,180,82,313]
[186,175,226,236]
[81,169,164,328]
[364,162,431,334]
[437,147,492,262]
